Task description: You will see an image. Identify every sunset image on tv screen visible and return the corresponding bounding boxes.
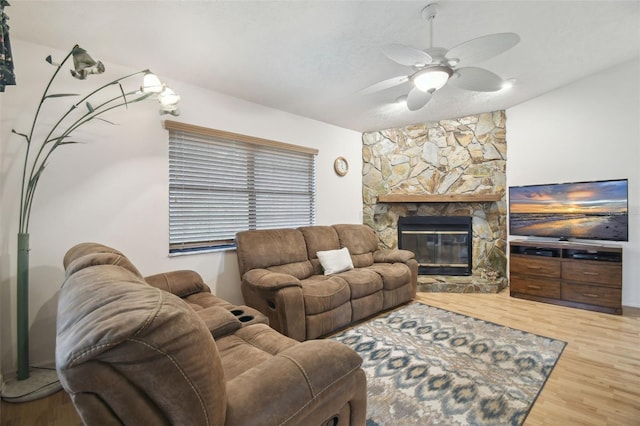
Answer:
[509,180,628,241]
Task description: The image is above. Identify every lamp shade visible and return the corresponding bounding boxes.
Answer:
[159,87,180,106]
[141,72,164,94]
[70,45,105,80]
[413,66,453,92]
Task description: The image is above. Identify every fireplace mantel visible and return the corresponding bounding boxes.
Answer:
[377,194,502,203]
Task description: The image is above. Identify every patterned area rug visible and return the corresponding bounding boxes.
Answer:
[330,302,566,425]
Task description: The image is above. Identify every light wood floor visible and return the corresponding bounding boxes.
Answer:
[415,291,640,426]
[2,290,639,425]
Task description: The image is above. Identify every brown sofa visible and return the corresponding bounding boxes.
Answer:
[57,243,367,425]
[235,224,418,341]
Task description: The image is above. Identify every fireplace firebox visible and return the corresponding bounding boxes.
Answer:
[398,216,472,276]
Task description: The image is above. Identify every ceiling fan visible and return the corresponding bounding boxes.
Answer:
[367,3,520,111]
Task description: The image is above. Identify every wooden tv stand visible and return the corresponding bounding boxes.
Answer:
[509,240,623,315]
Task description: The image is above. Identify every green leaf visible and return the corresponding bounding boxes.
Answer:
[44,93,79,99]
[29,163,47,188]
[46,135,71,144]
[86,102,94,113]
[118,83,128,109]
[11,129,29,141]
[128,92,153,103]
[93,117,118,125]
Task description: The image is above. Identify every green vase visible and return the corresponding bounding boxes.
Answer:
[17,232,30,380]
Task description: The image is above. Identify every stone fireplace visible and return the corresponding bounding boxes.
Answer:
[362,111,508,293]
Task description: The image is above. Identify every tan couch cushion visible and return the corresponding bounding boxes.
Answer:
[299,225,342,274]
[236,228,313,279]
[300,276,351,315]
[332,224,379,267]
[367,262,413,290]
[335,268,384,298]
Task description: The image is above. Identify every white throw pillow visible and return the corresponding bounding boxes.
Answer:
[317,247,354,275]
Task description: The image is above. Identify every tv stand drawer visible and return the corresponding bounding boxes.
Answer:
[562,261,622,287]
[510,276,560,299]
[562,282,622,309]
[510,255,560,278]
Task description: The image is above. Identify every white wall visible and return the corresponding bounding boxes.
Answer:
[0,40,363,373]
[507,57,640,308]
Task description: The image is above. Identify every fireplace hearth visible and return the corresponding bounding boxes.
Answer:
[398,216,473,276]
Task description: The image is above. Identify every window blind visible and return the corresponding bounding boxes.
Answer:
[166,121,317,254]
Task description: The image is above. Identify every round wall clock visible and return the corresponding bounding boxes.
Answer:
[334,156,349,176]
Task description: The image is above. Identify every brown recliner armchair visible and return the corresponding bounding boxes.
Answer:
[57,243,367,425]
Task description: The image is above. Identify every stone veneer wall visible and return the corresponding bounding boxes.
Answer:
[362,111,508,293]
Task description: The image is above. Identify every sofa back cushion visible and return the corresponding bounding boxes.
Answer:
[235,228,313,279]
[332,224,379,267]
[298,226,341,274]
[58,254,227,425]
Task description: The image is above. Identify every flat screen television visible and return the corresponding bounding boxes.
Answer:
[509,179,628,242]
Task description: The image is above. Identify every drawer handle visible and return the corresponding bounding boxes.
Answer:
[527,266,542,270]
[527,285,542,290]
[582,293,599,298]
[583,271,599,276]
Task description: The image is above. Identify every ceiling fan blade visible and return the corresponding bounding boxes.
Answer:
[406,88,433,111]
[450,67,504,92]
[382,44,433,67]
[360,76,410,95]
[445,33,520,67]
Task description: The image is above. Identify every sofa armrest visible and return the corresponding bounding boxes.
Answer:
[373,248,415,264]
[225,340,366,425]
[196,306,242,338]
[242,269,302,291]
[144,270,209,297]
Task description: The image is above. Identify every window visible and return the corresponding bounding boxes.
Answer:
[166,120,317,254]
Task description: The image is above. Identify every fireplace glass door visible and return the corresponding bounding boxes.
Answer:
[398,216,472,276]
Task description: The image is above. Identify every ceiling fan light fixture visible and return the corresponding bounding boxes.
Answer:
[413,65,453,92]
[501,78,516,90]
[395,95,408,106]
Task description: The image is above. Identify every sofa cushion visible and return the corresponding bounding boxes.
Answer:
[236,228,312,278]
[299,226,342,275]
[367,263,412,290]
[300,276,351,315]
[267,261,314,279]
[335,268,383,299]
[317,247,354,275]
[216,323,298,380]
[332,224,379,267]
[144,270,209,298]
[299,225,341,253]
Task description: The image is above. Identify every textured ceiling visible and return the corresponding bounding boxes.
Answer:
[8,1,640,132]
